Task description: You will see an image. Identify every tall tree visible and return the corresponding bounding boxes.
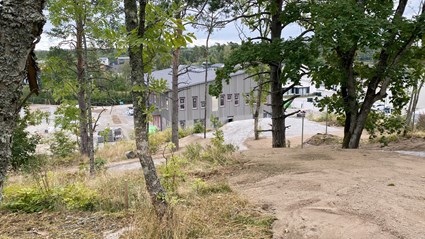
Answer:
[124,0,167,219]
[48,0,120,174]
[211,0,314,148]
[310,0,425,148]
[0,0,45,202]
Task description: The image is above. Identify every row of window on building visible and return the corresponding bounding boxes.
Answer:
[179,93,250,110]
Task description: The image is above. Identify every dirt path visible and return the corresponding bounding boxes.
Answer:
[230,139,425,239]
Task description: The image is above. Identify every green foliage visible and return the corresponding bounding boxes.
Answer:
[210,115,222,130]
[2,183,98,212]
[54,102,79,134]
[211,38,316,97]
[178,127,193,138]
[50,131,76,158]
[94,157,107,172]
[183,143,203,161]
[365,111,405,139]
[11,107,48,171]
[201,128,236,165]
[193,122,204,134]
[148,130,171,154]
[310,0,425,141]
[159,155,187,195]
[192,180,232,195]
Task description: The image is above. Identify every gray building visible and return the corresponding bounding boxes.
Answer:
[148,65,263,130]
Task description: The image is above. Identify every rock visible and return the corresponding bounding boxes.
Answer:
[125,151,137,159]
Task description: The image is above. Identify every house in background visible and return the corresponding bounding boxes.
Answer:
[148,65,263,130]
[147,65,332,131]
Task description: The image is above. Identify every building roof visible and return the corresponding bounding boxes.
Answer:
[149,65,244,90]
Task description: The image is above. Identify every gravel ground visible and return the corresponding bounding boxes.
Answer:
[198,117,341,151]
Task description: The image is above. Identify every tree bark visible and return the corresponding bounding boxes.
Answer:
[124,0,167,219]
[76,16,89,156]
[405,79,424,134]
[254,76,263,140]
[0,0,45,202]
[269,0,286,148]
[171,12,182,150]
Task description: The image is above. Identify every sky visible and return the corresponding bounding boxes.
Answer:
[36,19,305,51]
[35,0,423,51]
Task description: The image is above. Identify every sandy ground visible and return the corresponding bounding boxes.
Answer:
[229,138,425,239]
[24,104,425,238]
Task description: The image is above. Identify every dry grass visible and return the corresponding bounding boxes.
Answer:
[1,141,273,238]
[95,140,135,163]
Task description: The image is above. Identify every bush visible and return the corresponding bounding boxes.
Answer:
[94,157,107,172]
[50,131,76,158]
[184,143,203,161]
[11,106,47,171]
[148,129,171,154]
[2,183,98,212]
[158,155,187,195]
[192,179,232,195]
[193,122,204,134]
[201,129,237,165]
[178,127,193,138]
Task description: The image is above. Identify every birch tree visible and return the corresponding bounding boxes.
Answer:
[0,0,45,202]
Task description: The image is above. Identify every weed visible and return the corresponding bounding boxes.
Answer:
[183,143,203,161]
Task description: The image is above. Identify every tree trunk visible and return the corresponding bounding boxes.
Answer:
[83,30,95,176]
[405,79,424,134]
[254,77,263,140]
[76,16,89,156]
[0,0,45,203]
[269,0,286,148]
[203,28,211,138]
[171,12,182,150]
[124,0,167,219]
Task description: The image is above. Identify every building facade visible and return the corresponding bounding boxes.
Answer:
[149,65,263,130]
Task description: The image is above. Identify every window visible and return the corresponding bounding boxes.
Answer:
[220,94,225,107]
[165,98,169,110]
[192,96,198,109]
[201,100,206,108]
[227,94,232,101]
[179,97,185,110]
[234,93,239,106]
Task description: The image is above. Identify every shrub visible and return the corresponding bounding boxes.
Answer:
[159,155,188,195]
[201,129,237,165]
[2,183,98,212]
[50,131,76,158]
[193,122,204,134]
[192,179,232,195]
[184,143,203,161]
[11,106,47,171]
[148,130,171,154]
[178,127,193,138]
[94,157,107,172]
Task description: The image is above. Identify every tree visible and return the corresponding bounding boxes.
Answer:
[0,0,45,202]
[124,0,168,219]
[211,0,314,148]
[48,0,120,174]
[310,0,425,148]
[404,44,425,134]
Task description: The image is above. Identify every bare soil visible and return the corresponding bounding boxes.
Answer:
[230,137,425,239]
